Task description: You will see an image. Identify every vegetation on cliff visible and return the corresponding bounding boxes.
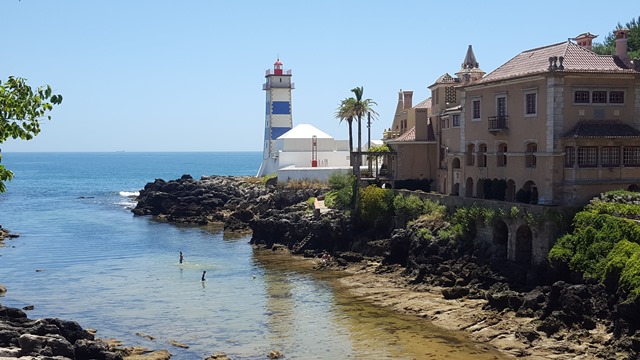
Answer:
[549,190,640,299]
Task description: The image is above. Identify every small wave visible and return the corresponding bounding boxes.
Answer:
[119,191,140,197]
[116,199,137,210]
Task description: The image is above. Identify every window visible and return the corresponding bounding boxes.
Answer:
[601,147,620,167]
[565,146,575,167]
[452,114,460,127]
[472,100,481,119]
[573,90,625,104]
[610,91,624,104]
[623,147,640,166]
[440,118,446,130]
[525,143,537,168]
[497,144,508,167]
[578,147,598,167]
[497,96,507,117]
[466,144,475,166]
[478,144,487,167]
[525,93,537,115]
[592,91,607,103]
[574,91,589,103]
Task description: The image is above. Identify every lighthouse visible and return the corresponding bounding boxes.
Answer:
[256,58,294,177]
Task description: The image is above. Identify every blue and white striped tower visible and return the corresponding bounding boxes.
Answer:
[257,58,294,177]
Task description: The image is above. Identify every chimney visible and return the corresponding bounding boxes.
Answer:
[573,32,597,51]
[403,90,413,110]
[615,29,631,66]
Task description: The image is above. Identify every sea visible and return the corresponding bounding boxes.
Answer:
[0,152,507,360]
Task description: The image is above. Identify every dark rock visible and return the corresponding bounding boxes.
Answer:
[19,333,74,358]
[442,286,469,300]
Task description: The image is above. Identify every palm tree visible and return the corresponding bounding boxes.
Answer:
[335,87,378,216]
[349,86,378,171]
[335,97,356,166]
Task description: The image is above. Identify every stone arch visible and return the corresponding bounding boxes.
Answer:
[506,179,516,202]
[465,177,474,197]
[452,157,461,169]
[476,178,486,199]
[516,180,537,204]
[492,220,509,260]
[515,224,533,265]
[629,184,640,192]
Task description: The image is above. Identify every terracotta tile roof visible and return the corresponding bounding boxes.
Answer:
[394,126,416,141]
[563,120,640,139]
[478,41,637,83]
[413,97,431,109]
[434,73,458,84]
[390,123,437,143]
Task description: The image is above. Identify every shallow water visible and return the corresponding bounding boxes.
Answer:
[0,152,509,359]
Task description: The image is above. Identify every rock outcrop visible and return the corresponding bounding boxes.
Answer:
[131,175,640,359]
[0,304,122,359]
[132,175,324,231]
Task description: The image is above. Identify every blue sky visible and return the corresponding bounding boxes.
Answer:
[0,1,633,152]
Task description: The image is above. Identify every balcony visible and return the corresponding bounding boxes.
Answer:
[263,82,295,90]
[488,115,508,132]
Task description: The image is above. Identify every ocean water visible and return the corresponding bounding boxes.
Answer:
[0,152,507,359]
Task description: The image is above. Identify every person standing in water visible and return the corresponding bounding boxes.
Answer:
[201,271,206,281]
[179,252,184,264]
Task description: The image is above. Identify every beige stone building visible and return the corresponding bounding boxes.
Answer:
[425,30,640,206]
[384,90,437,181]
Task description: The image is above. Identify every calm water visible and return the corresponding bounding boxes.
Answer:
[0,152,506,359]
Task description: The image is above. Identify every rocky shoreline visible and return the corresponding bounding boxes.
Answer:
[131,175,640,359]
[2,174,639,359]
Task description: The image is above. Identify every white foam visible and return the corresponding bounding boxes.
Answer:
[119,191,140,197]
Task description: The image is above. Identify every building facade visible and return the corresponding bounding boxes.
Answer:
[428,31,640,206]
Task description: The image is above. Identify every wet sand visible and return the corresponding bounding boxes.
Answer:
[331,260,612,360]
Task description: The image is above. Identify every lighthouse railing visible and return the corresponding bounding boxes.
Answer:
[263,82,295,90]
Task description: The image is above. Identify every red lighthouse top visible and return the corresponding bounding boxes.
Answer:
[273,58,283,75]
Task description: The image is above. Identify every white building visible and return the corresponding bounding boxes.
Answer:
[256,59,356,181]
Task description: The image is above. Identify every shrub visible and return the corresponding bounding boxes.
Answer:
[548,190,640,298]
[328,171,354,190]
[260,173,277,185]
[620,252,640,299]
[306,197,316,210]
[393,194,424,221]
[359,185,394,224]
[325,172,354,210]
[602,239,640,284]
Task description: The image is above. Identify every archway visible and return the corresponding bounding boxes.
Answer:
[465,177,474,197]
[506,180,516,202]
[629,184,640,192]
[516,180,537,204]
[452,183,460,196]
[492,220,509,260]
[476,178,486,199]
[515,225,533,265]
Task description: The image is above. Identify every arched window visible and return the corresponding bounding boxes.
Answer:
[497,143,508,167]
[525,143,537,168]
[478,144,487,167]
[466,144,475,166]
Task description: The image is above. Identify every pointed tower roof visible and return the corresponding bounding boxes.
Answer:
[456,45,485,83]
[461,45,479,69]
